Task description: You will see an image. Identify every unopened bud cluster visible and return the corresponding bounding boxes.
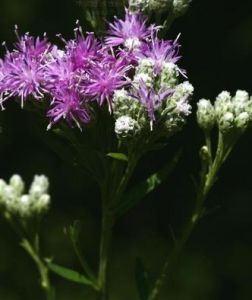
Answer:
[197,90,252,134]
[0,174,50,219]
[129,0,191,16]
[113,57,193,139]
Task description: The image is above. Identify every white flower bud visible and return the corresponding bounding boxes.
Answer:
[36,194,50,214]
[173,0,191,15]
[235,112,250,129]
[149,0,172,11]
[216,91,231,103]
[129,0,150,11]
[9,175,25,197]
[176,98,191,116]
[197,99,216,131]
[134,73,153,87]
[234,90,249,103]
[29,175,49,198]
[160,62,179,88]
[219,112,234,133]
[136,58,155,77]
[115,116,139,138]
[0,174,51,220]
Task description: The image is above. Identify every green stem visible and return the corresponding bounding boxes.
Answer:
[71,237,97,284]
[21,238,55,300]
[97,207,115,300]
[147,131,233,300]
[96,151,139,300]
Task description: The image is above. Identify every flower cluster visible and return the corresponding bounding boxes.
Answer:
[197,90,252,134]
[0,9,193,136]
[0,174,50,219]
[129,0,191,15]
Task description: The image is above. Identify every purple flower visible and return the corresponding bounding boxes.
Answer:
[133,80,173,126]
[105,9,157,49]
[66,30,102,71]
[0,29,50,108]
[84,57,131,108]
[47,89,90,129]
[43,55,76,94]
[0,52,45,108]
[14,29,50,60]
[140,35,181,75]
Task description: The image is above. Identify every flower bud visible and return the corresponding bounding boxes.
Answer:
[129,0,150,11]
[235,112,250,130]
[136,58,155,77]
[0,174,51,220]
[148,0,172,12]
[29,175,49,198]
[160,62,179,88]
[218,112,234,133]
[115,116,139,138]
[234,90,249,103]
[9,175,25,197]
[197,99,216,131]
[173,0,191,15]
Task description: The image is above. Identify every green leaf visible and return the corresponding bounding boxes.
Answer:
[45,260,97,289]
[107,152,128,162]
[115,149,182,216]
[135,258,150,300]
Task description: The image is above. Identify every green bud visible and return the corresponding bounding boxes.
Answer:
[160,62,179,88]
[197,99,216,131]
[135,58,154,77]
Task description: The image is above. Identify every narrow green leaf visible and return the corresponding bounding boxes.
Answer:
[107,152,128,162]
[45,260,96,288]
[135,258,150,300]
[115,149,182,216]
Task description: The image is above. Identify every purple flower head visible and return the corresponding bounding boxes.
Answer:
[141,35,181,75]
[105,9,157,49]
[84,57,131,109]
[43,55,76,94]
[47,89,90,129]
[0,51,45,108]
[0,28,51,108]
[66,27,102,71]
[133,80,173,127]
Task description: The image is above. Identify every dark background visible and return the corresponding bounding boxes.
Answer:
[0,0,252,299]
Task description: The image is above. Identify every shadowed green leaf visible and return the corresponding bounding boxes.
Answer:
[107,152,128,162]
[45,260,97,289]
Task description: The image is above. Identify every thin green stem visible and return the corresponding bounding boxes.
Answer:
[96,148,139,300]
[21,238,55,300]
[71,237,97,284]
[147,131,234,300]
[97,207,115,300]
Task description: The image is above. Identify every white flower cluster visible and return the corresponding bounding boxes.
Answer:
[129,0,191,15]
[112,57,194,139]
[0,174,50,219]
[172,0,192,15]
[197,90,252,134]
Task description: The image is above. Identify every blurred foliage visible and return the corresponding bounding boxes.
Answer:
[0,0,252,299]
